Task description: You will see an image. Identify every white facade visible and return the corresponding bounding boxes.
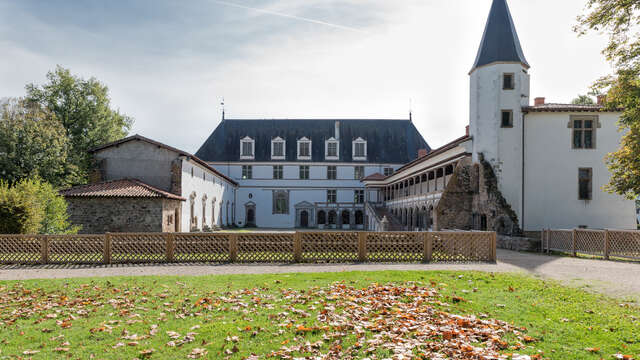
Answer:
[523,112,636,230]
[180,159,236,232]
[211,162,399,229]
[470,63,530,224]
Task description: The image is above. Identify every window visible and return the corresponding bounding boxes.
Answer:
[578,168,593,200]
[191,167,194,178]
[354,190,364,204]
[327,190,337,203]
[501,110,513,128]
[354,166,364,179]
[503,73,514,90]
[299,165,310,180]
[325,138,339,160]
[352,137,367,160]
[271,137,285,160]
[272,190,289,214]
[384,167,394,176]
[240,136,255,160]
[242,165,252,179]
[327,166,337,180]
[297,137,312,160]
[273,165,283,179]
[572,116,596,149]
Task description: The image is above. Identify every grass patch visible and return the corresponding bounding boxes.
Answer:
[0,271,638,359]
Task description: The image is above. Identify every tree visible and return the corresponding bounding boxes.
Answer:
[0,178,79,234]
[576,0,640,198]
[0,98,80,187]
[25,66,133,184]
[571,95,595,105]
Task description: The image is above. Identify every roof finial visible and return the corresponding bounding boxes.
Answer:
[220,98,225,121]
[409,98,413,122]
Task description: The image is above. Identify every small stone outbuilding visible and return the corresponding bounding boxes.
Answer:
[61,179,185,234]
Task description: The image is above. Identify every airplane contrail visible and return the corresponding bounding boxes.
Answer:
[210,0,368,34]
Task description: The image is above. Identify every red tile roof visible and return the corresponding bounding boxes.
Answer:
[523,104,622,112]
[61,179,186,201]
[362,173,386,181]
[89,134,238,186]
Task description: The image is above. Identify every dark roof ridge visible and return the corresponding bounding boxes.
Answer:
[89,134,238,186]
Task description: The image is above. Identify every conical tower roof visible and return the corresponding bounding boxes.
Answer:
[471,0,529,73]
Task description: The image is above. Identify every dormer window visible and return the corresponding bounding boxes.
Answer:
[325,137,339,160]
[271,136,286,160]
[240,136,255,160]
[352,137,367,160]
[297,137,312,160]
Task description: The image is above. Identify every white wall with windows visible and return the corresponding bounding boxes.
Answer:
[209,162,403,228]
[180,159,236,232]
[523,112,636,230]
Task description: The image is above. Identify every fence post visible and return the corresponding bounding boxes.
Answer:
[294,232,302,263]
[423,232,433,263]
[166,233,175,263]
[604,229,610,260]
[491,232,497,262]
[229,233,238,263]
[358,232,367,262]
[40,235,49,265]
[104,233,112,265]
[545,229,550,254]
[572,229,577,257]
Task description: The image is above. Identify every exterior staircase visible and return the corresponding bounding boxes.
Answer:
[369,205,405,231]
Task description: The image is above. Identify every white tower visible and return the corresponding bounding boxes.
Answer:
[469,0,530,225]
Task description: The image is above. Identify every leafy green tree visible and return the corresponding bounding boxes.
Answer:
[576,0,640,198]
[0,98,80,187]
[25,66,133,184]
[0,178,79,234]
[571,95,595,105]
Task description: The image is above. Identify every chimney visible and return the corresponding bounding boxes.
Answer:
[534,97,545,106]
[418,149,428,158]
[465,125,469,136]
[597,95,606,106]
[334,121,340,140]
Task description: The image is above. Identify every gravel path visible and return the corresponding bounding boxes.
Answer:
[1,250,639,300]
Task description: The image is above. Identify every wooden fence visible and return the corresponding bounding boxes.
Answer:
[0,231,497,265]
[543,229,640,261]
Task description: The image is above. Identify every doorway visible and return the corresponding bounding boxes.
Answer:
[300,210,309,228]
[244,202,256,227]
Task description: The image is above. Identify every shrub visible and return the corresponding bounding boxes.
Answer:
[0,178,79,234]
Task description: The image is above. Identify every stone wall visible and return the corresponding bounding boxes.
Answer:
[435,157,475,230]
[67,197,167,234]
[435,155,522,235]
[162,199,182,232]
[497,235,541,252]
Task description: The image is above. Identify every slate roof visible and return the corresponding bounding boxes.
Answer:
[523,104,622,113]
[195,119,430,164]
[61,179,186,201]
[90,134,238,186]
[471,0,529,72]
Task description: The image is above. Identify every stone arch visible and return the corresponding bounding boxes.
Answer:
[244,201,256,227]
[355,210,364,225]
[328,210,337,226]
[189,192,197,230]
[341,210,350,226]
[317,210,326,225]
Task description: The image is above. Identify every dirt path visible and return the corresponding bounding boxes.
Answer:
[1,250,639,300]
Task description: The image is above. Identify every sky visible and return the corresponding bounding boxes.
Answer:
[0,0,613,153]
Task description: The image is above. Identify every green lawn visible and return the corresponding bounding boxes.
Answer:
[0,271,638,359]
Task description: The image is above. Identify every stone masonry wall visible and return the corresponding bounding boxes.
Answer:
[66,197,165,234]
[435,157,475,230]
[435,155,522,235]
